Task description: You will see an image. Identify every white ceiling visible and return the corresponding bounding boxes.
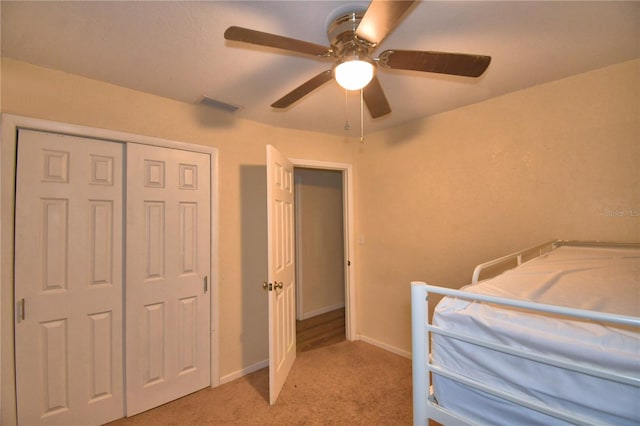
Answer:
[2,1,639,137]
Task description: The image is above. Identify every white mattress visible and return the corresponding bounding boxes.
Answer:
[432,246,640,425]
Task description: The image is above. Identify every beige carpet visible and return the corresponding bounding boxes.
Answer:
[107,340,412,425]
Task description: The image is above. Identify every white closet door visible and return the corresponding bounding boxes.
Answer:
[14,129,124,425]
[125,143,211,416]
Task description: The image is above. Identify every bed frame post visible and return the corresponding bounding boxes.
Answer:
[411,282,428,426]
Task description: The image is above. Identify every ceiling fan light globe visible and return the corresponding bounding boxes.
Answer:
[334,60,374,91]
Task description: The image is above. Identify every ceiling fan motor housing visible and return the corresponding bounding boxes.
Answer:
[327,12,374,58]
[327,11,377,90]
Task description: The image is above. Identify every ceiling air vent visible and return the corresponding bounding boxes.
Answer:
[200,96,241,113]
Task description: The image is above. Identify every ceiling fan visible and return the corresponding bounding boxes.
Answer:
[224,0,491,119]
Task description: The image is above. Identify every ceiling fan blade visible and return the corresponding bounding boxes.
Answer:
[356,0,416,45]
[271,70,334,109]
[378,50,491,77]
[363,76,391,118]
[224,26,331,57]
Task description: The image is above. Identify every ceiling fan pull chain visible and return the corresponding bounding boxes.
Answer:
[360,88,365,143]
[344,89,351,131]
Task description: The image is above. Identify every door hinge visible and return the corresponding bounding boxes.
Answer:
[204,276,208,294]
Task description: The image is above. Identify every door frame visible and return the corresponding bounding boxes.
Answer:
[0,114,220,425]
[289,158,356,340]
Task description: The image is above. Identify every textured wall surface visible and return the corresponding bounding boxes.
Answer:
[2,57,638,422]
[355,59,639,353]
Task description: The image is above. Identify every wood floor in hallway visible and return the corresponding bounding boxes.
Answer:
[296,308,345,353]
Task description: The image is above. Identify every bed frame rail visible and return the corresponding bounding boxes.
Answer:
[471,240,556,284]
[471,239,640,284]
[411,282,640,426]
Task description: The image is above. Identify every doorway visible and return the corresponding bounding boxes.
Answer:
[265,148,355,404]
[293,165,350,352]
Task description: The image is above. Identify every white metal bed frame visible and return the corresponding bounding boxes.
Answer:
[411,240,640,426]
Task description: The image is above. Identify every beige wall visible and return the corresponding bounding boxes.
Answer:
[355,59,640,353]
[1,55,638,419]
[295,168,345,318]
[0,59,358,410]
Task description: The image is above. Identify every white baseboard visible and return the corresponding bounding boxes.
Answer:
[219,359,268,385]
[301,302,345,320]
[357,334,412,359]
[218,334,410,386]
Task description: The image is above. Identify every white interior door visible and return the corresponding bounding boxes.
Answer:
[266,145,296,405]
[14,129,124,425]
[125,143,211,416]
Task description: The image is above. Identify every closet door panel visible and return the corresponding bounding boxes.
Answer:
[125,143,211,416]
[14,129,124,426]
